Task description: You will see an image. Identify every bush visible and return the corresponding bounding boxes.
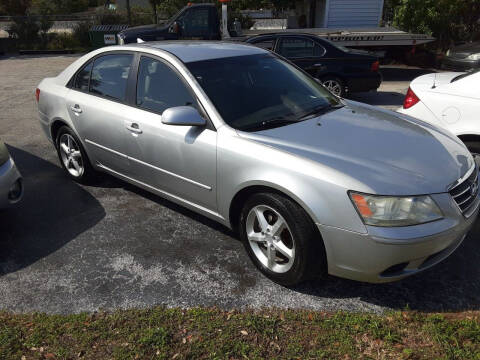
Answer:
[72,21,92,48]
[46,32,80,50]
[8,17,39,48]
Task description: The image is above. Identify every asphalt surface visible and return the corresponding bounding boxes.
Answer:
[1,55,479,314]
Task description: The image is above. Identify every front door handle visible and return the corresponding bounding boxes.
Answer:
[70,104,82,114]
[126,122,143,134]
[313,63,323,67]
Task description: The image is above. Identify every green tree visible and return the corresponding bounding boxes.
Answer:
[0,0,31,15]
[30,0,89,15]
[149,0,159,23]
[392,0,480,48]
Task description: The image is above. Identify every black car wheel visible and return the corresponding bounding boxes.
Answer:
[322,76,345,97]
[56,126,96,184]
[239,192,327,286]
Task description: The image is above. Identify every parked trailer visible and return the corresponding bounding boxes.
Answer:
[117,3,435,49]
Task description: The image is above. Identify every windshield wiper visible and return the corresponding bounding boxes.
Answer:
[241,117,298,131]
[298,103,345,120]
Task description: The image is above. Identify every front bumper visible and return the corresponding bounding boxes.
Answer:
[319,192,479,283]
[0,157,23,208]
[442,56,480,71]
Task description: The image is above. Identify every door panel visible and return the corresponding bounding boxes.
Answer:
[277,37,328,77]
[124,108,217,210]
[65,53,134,175]
[124,55,217,210]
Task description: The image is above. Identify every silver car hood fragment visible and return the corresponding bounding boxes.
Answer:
[239,101,473,195]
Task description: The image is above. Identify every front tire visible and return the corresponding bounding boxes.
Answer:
[56,126,96,184]
[239,192,326,286]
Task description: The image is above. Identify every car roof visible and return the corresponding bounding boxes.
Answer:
[134,41,268,63]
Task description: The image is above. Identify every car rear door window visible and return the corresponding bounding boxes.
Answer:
[252,38,275,50]
[74,61,92,91]
[279,38,325,58]
[89,54,133,102]
[136,56,196,114]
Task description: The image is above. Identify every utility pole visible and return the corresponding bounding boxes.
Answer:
[126,0,132,25]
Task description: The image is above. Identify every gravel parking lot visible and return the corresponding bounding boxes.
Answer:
[1,54,479,314]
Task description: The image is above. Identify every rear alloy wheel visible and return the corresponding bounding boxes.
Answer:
[322,76,345,97]
[240,192,326,286]
[56,126,96,184]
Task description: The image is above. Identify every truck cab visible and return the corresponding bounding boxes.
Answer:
[117,3,221,44]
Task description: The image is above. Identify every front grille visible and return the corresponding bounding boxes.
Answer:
[449,165,479,216]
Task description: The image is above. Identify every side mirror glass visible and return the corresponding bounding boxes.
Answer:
[162,106,206,127]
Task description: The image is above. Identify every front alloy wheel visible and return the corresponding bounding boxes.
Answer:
[240,192,327,286]
[246,205,296,273]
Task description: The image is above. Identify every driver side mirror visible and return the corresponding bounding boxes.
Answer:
[162,106,206,127]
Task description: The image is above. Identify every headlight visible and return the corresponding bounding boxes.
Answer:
[467,53,480,60]
[349,192,443,227]
[446,49,451,56]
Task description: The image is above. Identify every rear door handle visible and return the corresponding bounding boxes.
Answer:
[70,105,82,114]
[126,122,143,134]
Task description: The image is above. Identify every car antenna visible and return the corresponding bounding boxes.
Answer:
[137,38,145,43]
[431,72,437,89]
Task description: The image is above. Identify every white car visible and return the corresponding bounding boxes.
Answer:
[398,69,480,153]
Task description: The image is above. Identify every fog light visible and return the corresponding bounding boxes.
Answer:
[8,178,23,202]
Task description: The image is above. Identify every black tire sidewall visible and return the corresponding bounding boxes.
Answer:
[239,192,326,286]
[55,126,94,184]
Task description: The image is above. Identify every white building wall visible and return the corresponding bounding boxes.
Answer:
[325,0,384,28]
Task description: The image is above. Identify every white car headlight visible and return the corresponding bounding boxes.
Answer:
[349,192,443,227]
[467,53,480,60]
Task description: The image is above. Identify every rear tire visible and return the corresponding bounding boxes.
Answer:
[322,76,345,97]
[55,126,96,184]
[239,192,327,286]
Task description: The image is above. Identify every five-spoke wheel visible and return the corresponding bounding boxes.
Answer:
[55,126,95,183]
[59,133,84,178]
[246,205,295,273]
[240,192,327,286]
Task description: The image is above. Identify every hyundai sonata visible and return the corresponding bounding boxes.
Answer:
[36,42,479,286]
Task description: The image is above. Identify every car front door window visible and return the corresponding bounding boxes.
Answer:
[136,56,196,114]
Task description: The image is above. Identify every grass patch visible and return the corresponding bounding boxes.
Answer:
[0,308,479,359]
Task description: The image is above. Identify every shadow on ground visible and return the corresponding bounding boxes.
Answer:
[0,146,105,275]
[380,66,437,82]
[348,91,405,107]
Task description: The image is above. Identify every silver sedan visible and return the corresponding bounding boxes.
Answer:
[0,140,23,208]
[36,42,479,286]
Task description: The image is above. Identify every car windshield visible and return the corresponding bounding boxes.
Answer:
[451,68,480,82]
[186,54,340,131]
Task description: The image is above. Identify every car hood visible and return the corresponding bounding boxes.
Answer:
[0,140,9,166]
[238,101,473,195]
